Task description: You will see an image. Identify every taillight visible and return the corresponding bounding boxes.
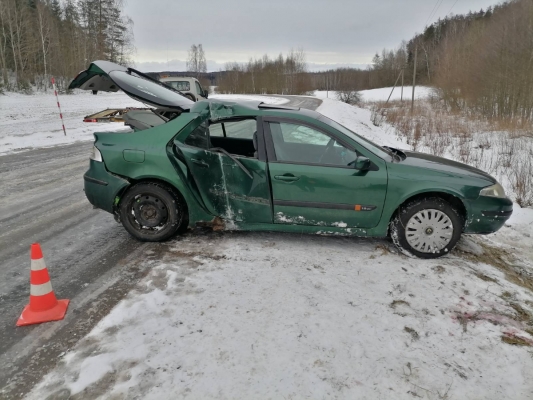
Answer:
[90,146,103,162]
[84,118,98,123]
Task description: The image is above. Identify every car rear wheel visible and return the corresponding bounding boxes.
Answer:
[185,93,195,102]
[119,183,186,242]
[390,197,463,259]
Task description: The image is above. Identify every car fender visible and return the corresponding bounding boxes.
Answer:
[379,184,471,234]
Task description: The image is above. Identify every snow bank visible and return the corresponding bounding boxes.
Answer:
[316,97,407,150]
[0,92,287,155]
[314,86,434,102]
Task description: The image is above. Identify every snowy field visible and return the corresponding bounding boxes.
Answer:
[0,92,287,155]
[15,92,533,399]
[314,86,434,103]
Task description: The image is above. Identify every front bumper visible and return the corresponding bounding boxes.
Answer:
[464,196,513,234]
[83,160,130,214]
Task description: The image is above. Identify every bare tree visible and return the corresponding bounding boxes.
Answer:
[36,0,53,88]
[186,44,207,79]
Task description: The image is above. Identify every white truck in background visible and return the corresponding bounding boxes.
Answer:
[159,76,208,102]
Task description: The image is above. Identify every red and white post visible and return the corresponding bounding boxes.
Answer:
[51,77,67,136]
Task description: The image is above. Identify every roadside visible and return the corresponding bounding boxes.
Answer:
[4,91,532,399]
[25,230,533,400]
[0,92,289,156]
[0,94,315,399]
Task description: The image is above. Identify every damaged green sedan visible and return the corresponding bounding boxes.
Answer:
[72,61,513,259]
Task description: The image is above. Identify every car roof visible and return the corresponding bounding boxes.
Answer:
[190,99,320,121]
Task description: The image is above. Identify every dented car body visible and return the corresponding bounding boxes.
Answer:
[74,61,512,259]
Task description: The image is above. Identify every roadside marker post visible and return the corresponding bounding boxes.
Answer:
[51,77,67,136]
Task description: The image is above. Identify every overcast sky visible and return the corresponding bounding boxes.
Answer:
[126,0,502,72]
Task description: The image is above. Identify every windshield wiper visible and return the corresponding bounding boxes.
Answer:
[210,147,253,179]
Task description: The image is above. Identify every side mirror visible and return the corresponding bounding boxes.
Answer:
[203,90,208,99]
[350,156,370,171]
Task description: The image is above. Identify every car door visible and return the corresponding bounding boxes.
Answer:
[174,118,272,224]
[264,119,388,229]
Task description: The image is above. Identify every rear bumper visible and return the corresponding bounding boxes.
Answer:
[464,196,513,234]
[84,160,130,214]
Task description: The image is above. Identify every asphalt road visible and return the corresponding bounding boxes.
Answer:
[0,95,322,398]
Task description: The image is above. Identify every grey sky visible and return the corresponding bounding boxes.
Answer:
[126,0,502,72]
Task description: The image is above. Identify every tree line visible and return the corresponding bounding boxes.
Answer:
[216,49,312,95]
[364,0,533,120]
[0,0,134,92]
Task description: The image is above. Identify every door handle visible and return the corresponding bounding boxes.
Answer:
[191,158,209,168]
[274,174,300,182]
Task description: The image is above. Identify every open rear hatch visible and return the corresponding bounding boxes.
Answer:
[69,60,195,112]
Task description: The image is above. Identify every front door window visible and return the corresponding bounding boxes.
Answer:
[269,122,358,167]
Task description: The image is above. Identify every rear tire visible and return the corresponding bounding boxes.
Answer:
[185,93,195,102]
[119,183,186,242]
[390,197,463,259]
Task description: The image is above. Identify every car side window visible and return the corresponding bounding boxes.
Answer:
[184,122,209,149]
[209,119,256,139]
[195,81,203,95]
[268,122,358,167]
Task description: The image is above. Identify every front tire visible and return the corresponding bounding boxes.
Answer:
[390,197,463,259]
[119,183,186,242]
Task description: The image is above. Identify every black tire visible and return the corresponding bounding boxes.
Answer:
[185,93,195,102]
[119,182,187,242]
[390,197,463,259]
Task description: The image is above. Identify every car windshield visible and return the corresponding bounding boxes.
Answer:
[317,114,393,160]
[165,81,191,91]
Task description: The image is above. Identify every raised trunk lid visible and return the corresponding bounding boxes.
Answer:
[69,60,194,111]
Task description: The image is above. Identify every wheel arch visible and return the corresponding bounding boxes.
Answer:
[388,190,468,231]
[115,176,189,219]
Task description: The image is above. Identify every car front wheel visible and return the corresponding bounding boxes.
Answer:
[119,183,186,242]
[390,197,463,259]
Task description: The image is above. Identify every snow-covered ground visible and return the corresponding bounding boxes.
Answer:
[314,86,434,103]
[21,93,533,399]
[0,92,287,155]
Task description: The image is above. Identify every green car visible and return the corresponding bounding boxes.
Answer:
[71,61,513,259]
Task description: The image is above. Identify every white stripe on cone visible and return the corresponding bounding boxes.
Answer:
[30,281,53,296]
[31,258,47,271]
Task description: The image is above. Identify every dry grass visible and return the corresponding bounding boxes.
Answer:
[366,99,533,206]
[501,334,533,347]
[461,241,533,293]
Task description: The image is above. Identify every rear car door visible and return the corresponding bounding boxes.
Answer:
[174,118,272,224]
[264,119,388,229]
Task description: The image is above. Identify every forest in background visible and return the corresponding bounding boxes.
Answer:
[1,0,532,123]
[356,0,533,121]
[218,0,533,122]
[0,0,134,91]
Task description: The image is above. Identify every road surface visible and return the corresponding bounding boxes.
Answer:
[0,95,321,398]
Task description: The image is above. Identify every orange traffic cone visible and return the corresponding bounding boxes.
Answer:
[16,243,69,326]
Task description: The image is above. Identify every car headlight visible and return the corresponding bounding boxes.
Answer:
[90,146,103,162]
[480,183,506,198]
